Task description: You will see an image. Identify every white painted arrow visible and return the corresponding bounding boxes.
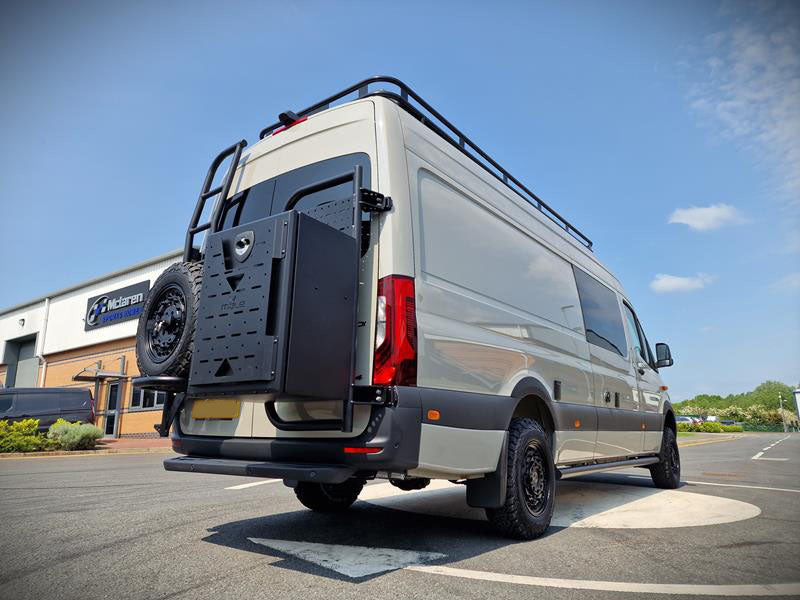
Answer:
[247,538,446,578]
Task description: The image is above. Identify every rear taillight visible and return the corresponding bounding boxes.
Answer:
[373,275,417,386]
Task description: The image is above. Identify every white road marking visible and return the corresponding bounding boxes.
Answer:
[225,479,279,490]
[247,538,445,578]
[621,474,800,493]
[685,480,800,493]
[362,480,760,528]
[407,565,800,597]
[753,436,791,461]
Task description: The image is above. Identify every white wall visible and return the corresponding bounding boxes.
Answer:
[44,254,180,355]
[0,252,181,365]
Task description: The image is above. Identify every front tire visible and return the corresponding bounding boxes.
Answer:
[649,427,681,489]
[486,417,555,540]
[294,479,365,512]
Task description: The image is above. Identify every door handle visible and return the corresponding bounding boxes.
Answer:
[603,391,611,403]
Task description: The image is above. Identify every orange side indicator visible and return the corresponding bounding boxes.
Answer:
[660,386,669,391]
[574,419,581,428]
[427,409,441,421]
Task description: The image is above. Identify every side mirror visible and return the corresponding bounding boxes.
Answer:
[656,342,673,368]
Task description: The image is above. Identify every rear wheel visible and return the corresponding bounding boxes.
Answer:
[486,417,555,540]
[649,427,681,489]
[135,262,202,377]
[294,479,365,512]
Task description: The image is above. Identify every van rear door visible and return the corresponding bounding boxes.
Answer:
[181,100,381,437]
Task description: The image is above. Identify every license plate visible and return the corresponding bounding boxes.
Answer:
[191,399,241,420]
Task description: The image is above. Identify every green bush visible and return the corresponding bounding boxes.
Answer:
[699,421,724,433]
[675,421,742,433]
[0,419,49,452]
[47,419,103,450]
[721,425,743,432]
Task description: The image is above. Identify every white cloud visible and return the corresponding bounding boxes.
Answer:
[650,273,715,293]
[668,203,747,231]
[771,272,800,292]
[686,4,800,204]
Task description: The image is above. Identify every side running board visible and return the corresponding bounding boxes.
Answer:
[556,456,660,479]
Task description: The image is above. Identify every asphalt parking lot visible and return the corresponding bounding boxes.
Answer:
[0,433,798,599]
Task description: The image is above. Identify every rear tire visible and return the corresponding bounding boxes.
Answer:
[486,417,555,540]
[135,261,202,377]
[294,479,365,512]
[649,427,681,489]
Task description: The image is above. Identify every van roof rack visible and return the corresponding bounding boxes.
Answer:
[258,76,593,250]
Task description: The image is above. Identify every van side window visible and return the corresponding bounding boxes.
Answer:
[573,267,627,357]
[623,304,646,362]
[220,180,276,229]
[0,395,11,412]
[640,325,657,369]
[273,152,370,214]
[218,153,370,229]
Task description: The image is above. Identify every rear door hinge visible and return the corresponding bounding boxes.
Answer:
[359,189,392,212]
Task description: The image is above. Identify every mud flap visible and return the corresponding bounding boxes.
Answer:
[466,432,508,508]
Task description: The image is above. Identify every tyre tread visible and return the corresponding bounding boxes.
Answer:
[486,417,554,540]
[135,261,203,378]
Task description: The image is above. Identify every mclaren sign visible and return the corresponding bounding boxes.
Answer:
[84,281,150,331]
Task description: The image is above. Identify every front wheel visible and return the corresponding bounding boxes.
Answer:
[649,427,681,489]
[486,417,555,540]
[294,479,365,512]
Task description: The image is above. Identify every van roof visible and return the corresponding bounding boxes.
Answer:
[196,77,623,293]
[256,77,594,251]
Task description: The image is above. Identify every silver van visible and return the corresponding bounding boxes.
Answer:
[135,77,679,540]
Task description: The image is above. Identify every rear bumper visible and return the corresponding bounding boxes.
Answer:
[168,386,424,480]
[164,456,356,483]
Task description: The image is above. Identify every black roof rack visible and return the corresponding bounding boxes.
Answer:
[258,76,593,250]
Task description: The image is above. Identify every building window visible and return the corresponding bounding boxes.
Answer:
[130,386,171,411]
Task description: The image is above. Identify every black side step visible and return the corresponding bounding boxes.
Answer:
[164,456,356,484]
[556,456,659,479]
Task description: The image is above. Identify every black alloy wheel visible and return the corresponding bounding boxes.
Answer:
[521,440,551,517]
[649,427,681,489]
[146,284,187,364]
[135,261,203,378]
[486,417,556,539]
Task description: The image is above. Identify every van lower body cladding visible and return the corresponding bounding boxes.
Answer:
[168,387,509,481]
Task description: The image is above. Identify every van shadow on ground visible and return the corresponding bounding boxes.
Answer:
[201,474,682,582]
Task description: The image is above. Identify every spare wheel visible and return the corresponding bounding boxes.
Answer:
[136,261,202,378]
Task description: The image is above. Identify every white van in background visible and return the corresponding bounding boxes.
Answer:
[134,77,679,540]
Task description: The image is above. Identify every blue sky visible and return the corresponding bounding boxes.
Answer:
[1,0,797,400]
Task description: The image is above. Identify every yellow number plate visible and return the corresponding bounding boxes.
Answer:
[191,399,241,420]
